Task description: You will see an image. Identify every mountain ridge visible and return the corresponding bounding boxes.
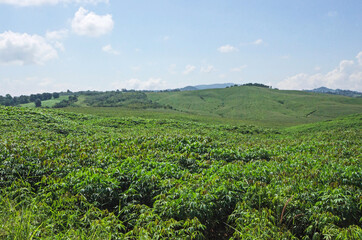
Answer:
[306,87,362,97]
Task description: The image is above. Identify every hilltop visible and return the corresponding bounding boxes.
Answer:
[179,83,236,91]
[306,87,362,98]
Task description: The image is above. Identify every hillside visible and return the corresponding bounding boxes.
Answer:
[0,106,361,239]
[11,86,362,127]
[180,83,235,91]
[148,86,362,126]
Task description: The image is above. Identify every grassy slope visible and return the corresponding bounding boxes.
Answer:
[20,95,69,108]
[60,107,256,126]
[148,86,362,126]
[20,87,362,127]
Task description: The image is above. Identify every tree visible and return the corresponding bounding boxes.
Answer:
[42,92,52,100]
[35,99,41,107]
[18,95,30,104]
[53,92,60,99]
[30,94,37,102]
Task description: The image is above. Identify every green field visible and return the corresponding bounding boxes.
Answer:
[20,95,69,108]
[19,87,362,127]
[148,86,362,126]
[0,105,361,239]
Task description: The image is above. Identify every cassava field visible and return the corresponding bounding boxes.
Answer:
[0,87,361,239]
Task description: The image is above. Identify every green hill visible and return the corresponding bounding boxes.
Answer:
[16,86,362,127]
[148,86,362,126]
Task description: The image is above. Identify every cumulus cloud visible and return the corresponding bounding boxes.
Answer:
[277,51,362,91]
[230,65,247,72]
[183,65,196,75]
[0,0,108,6]
[102,44,119,55]
[112,78,165,90]
[0,31,58,65]
[71,7,113,37]
[217,44,238,53]
[200,65,215,73]
[45,29,68,52]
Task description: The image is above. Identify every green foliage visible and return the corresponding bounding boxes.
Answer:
[35,99,41,107]
[147,86,362,126]
[83,91,165,109]
[53,95,79,108]
[0,106,361,239]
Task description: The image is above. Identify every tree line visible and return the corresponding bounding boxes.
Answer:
[0,92,59,106]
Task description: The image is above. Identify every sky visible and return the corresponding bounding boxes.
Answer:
[0,0,361,96]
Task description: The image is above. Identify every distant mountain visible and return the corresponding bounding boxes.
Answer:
[180,83,235,91]
[180,86,199,91]
[306,87,362,97]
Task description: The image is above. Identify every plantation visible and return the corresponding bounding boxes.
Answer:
[0,106,361,239]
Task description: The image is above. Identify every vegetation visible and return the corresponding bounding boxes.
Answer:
[12,86,362,127]
[35,99,42,108]
[0,105,361,239]
[53,95,79,108]
[82,91,165,109]
[147,86,362,126]
[0,92,55,106]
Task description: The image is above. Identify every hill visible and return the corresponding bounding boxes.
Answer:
[179,83,235,91]
[10,86,362,126]
[306,87,362,97]
[148,86,362,126]
[0,106,361,239]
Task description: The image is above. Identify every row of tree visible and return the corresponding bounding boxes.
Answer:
[0,92,60,106]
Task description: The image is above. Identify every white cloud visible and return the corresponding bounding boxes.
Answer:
[277,51,362,91]
[200,65,215,73]
[163,35,170,41]
[252,39,263,45]
[102,44,119,55]
[230,65,247,72]
[45,29,68,51]
[218,44,238,53]
[71,7,113,37]
[240,38,265,46]
[46,29,68,40]
[0,31,58,65]
[53,41,65,51]
[0,0,108,6]
[183,65,196,75]
[112,78,166,90]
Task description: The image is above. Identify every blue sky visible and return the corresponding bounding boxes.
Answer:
[0,0,361,96]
